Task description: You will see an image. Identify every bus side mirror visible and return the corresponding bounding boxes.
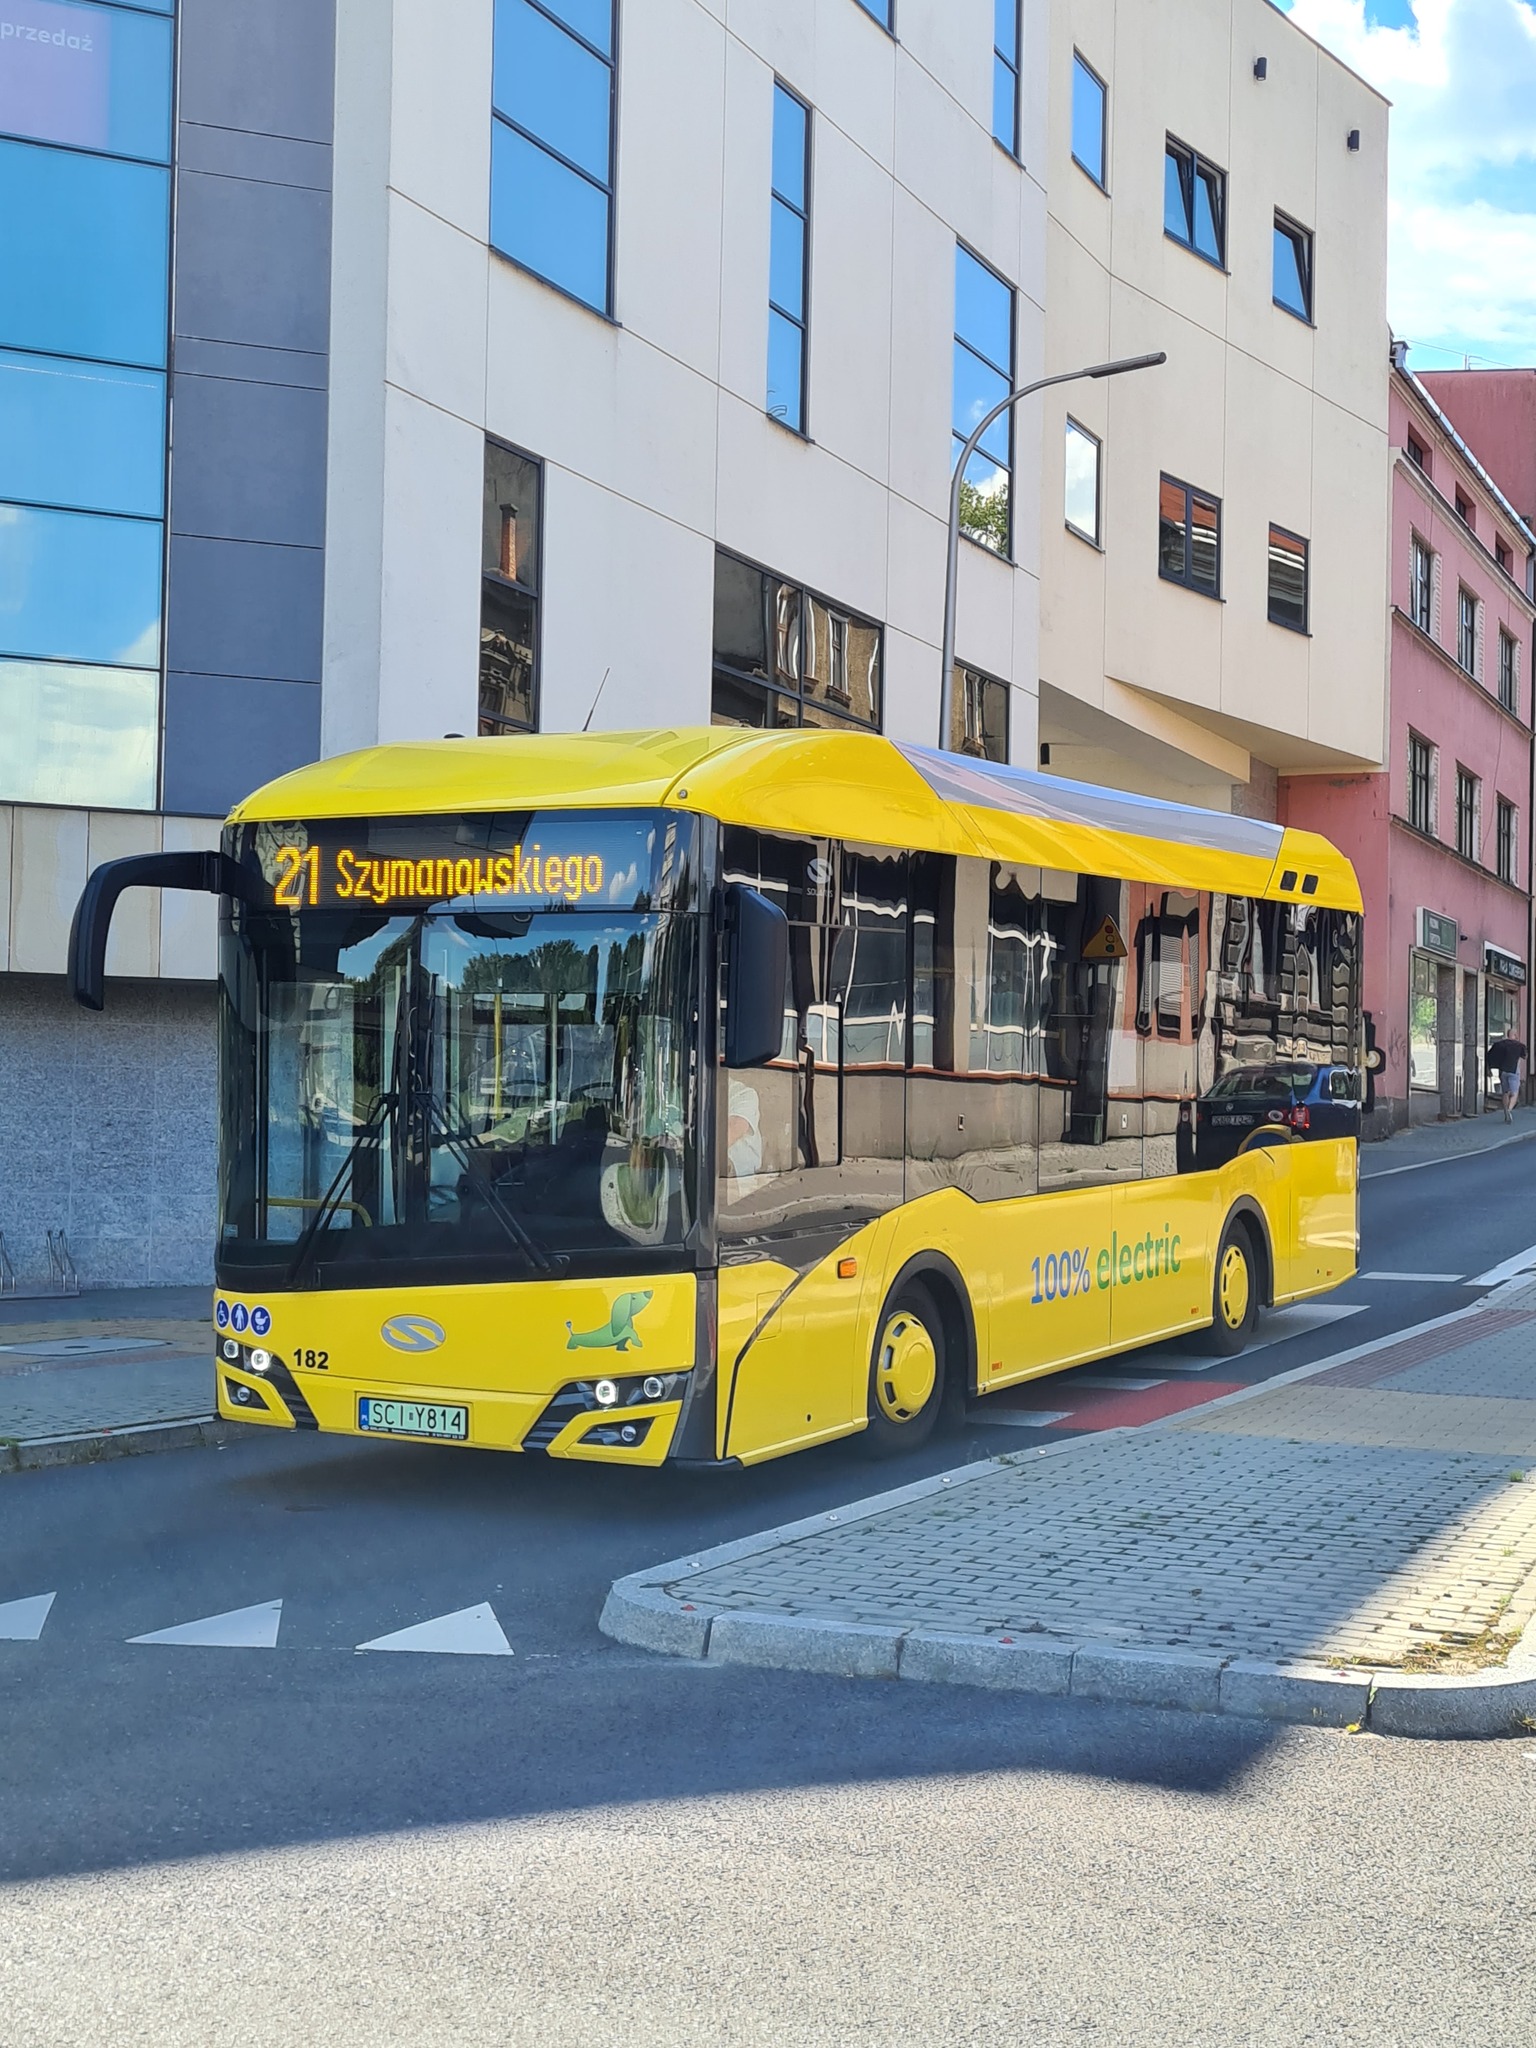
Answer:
[722,882,789,1069]
[69,850,256,1011]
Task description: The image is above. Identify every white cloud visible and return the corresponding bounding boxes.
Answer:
[1283,0,1536,363]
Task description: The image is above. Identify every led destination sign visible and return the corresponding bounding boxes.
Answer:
[230,809,696,917]
[273,843,609,908]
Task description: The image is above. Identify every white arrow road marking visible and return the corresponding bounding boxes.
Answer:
[356,1602,513,1656]
[0,1593,57,1641]
[129,1600,282,1648]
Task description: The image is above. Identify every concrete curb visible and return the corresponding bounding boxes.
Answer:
[0,1415,255,1475]
[598,1416,1536,1738]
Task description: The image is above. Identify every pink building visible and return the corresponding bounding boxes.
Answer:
[1282,355,1536,1134]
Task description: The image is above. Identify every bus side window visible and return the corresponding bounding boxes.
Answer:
[1038,873,1143,1191]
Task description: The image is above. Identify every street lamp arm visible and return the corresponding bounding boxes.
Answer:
[939,350,1167,753]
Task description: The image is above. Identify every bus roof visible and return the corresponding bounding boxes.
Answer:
[227,726,1361,911]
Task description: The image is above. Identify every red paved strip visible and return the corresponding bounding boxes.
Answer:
[988,1380,1242,1430]
[1313,1308,1536,1389]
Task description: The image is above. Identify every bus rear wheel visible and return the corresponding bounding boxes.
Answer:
[860,1283,946,1456]
[1203,1220,1259,1356]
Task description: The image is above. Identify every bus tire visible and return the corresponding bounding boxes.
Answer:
[859,1281,946,1456]
[1202,1218,1259,1356]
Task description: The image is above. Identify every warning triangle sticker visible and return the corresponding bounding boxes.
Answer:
[1083,915,1128,961]
[0,1592,56,1641]
[356,1602,513,1657]
[129,1599,282,1648]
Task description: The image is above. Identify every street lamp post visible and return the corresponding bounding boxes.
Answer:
[939,350,1167,753]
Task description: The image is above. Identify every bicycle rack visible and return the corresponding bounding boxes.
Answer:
[45,1230,81,1298]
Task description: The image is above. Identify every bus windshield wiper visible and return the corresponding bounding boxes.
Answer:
[282,1090,397,1288]
[420,1090,562,1276]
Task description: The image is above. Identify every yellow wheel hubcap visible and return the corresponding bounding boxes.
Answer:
[875,1311,937,1423]
[1218,1243,1251,1329]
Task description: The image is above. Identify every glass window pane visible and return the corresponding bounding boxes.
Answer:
[491,118,610,312]
[493,0,611,184]
[0,0,173,162]
[535,0,612,56]
[854,0,892,26]
[1071,55,1105,182]
[767,307,804,432]
[1190,494,1220,593]
[772,85,806,210]
[482,441,540,587]
[1194,164,1222,263]
[769,197,805,321]
[1159,477,1187,579]
[712,670,796,728]
[1064,420,1099,542]
[479,580,536,732]
[953,341,1011,466]
[0,350,163,517]
[1274,223,1308,318]
[1164,146,1188,241]
[0,656,157,808]
[1268,526,1306,631]
[995,0,1018,67]
[992,54,1017,152]
[713,555,770,678]
[0,503,161,665]
[955,246,1012,377]
[959,448,1010,556]
[0,139,169,365]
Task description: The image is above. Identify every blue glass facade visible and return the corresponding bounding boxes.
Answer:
[491,0,615,316]
[953,245,1015,559]
[0,0,174,811]
[767,84,809,435]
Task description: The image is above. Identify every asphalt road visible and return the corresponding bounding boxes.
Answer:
[4,1139,1536,2045]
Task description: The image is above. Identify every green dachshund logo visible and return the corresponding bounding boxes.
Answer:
[565,1290,653,1353]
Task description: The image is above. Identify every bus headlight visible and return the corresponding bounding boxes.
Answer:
[642,1376,664,1400]
[248,1348,271,1373]
[594,1378,619,1407]
[222,1339,240,1361]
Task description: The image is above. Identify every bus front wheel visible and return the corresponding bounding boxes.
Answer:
[860,1283,946,1456]
[1203,1220,1259,1356]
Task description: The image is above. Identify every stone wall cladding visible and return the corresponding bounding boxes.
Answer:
[0,978,216,1287]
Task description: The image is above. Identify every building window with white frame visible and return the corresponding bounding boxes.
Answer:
[1458,586,1479,676]
[953,244,1015,557]
[1071,52,1106,187]
[491,0,617,316]
[767,83,810,435]
[1409,535,1433,635]
[1455,766,1479,861]
[993,1,1021,155]
[1498,796,1518,884]
[1408,731,1435,836]
[1499,628,1520,715]
[1064,419,1100,544]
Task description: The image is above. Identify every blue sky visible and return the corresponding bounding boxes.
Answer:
[1276,0,1536,369]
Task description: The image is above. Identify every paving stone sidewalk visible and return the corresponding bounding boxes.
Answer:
[0,1289,225,1468]
[604,1282,1536,1733]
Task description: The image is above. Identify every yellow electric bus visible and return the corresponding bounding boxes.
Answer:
[69,727,1363,1468]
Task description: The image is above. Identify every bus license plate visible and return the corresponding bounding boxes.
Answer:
[358,1397,469,1441]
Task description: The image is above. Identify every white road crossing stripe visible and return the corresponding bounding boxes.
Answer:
[1359,1271,1464,1283]
[982,1411,1073,1430]
[129,1600,283,1648]
[1471,1241,1536,1286]
[0,1592,56,1641]
[356,1602,513,1656]
[1059,1375,1167,1391]
[0,1336,167,1358]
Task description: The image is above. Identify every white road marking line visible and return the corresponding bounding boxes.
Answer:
[980,1410,1073,1430]
[1470,1241,1536,1286]
[1361,1129,1536,1179]
[1150,1301,1366,1372]
[356,1602,513,1656]
[1359,1271,1464,1283]
[129,1599,282,1648]
[0,1592,56,1641]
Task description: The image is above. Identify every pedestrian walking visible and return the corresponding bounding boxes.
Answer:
[1487,1035,1527,1122]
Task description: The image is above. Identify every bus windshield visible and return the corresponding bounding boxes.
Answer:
[218,811,702,1281]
